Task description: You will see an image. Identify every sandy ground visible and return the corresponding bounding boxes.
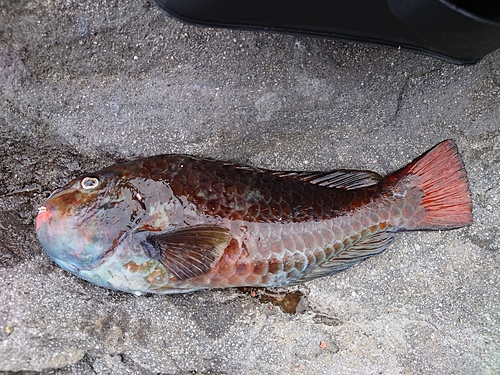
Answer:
[0,1,499,374]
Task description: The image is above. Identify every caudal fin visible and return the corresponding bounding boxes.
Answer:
[385,140,473,230]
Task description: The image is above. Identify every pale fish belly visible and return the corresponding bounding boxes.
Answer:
[77,238,160,294]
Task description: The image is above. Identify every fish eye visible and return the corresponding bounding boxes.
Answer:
[81,176,100,190]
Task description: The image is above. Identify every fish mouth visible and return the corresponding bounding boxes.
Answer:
[36,205,51,232]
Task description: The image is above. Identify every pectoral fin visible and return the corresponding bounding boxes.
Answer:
[137,225,232,281]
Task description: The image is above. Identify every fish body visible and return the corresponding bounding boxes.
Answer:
[36,140,472,294]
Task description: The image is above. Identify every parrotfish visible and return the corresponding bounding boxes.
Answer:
[36,140,472,295]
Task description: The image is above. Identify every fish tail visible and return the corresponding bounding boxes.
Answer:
[384,140,473,230]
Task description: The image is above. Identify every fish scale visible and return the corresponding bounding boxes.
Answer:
[36,140,472,294]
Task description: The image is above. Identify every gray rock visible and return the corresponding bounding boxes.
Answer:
[0,0,498,374]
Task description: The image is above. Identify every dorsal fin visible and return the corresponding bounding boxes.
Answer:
[136,225,232,281]
[273,169,382,189]
[291,231,395,284]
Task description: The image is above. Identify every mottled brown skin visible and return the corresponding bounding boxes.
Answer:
[133,155,364,222]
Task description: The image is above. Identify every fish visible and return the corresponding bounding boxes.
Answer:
[36,140,472,295]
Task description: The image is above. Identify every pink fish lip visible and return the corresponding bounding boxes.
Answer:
[36,205,51,232]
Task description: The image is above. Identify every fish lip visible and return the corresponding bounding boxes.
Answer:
[36,205,51,232]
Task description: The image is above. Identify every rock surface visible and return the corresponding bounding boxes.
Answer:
[0,0,499,374]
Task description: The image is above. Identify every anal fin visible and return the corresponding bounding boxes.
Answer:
[294,231,395,283]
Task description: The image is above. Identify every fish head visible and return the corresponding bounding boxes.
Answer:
[36,166,150,273]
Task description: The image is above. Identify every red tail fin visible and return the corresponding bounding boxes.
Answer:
[385,140,473,230]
